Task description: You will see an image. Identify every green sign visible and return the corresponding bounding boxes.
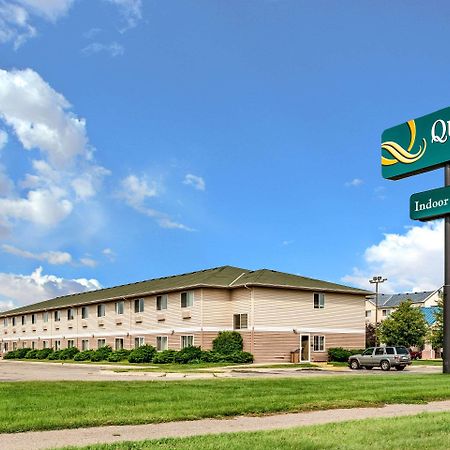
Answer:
[382,106,450,180]
[410,186,450,221]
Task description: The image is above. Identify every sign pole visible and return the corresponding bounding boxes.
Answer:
[445,164,450,374]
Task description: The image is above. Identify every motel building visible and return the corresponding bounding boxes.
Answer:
[0,266,370,363]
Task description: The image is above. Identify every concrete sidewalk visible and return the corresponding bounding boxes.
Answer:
[1,400,450,450]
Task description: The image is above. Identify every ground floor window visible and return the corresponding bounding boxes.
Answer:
[22,341,27,348]
[156,336,168,351]
[3,342,8,352]
[67,339,75,348]
[31,341,36,350]
[134,337,145,348]
[233,313,248,330]
[42,341,48,349]
[54,340,61,351]
[313,335,325,352]
[97,339,106,348]
[12,342,17,350]
[181,335,194,349]
[115,338,124,350]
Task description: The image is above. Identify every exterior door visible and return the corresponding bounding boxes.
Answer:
[300,334,310,362]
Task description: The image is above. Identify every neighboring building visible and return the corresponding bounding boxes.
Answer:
[421,306,442,359]
[0,266,370,363]
[365,290,440,324]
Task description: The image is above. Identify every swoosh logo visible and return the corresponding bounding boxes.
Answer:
[382,120,427,166]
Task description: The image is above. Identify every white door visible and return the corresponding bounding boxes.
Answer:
[300,334,310,362]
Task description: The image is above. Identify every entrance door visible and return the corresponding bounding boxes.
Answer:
[300,334,310,362]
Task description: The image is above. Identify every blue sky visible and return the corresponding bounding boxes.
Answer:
[0,1,447,309]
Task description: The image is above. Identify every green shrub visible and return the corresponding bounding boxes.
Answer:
[226,351,253,363]
[36,348,53,359]
[90,345,113,362]
[174,346,202,364]
[212,331,243,355]
[107,349,131,362]
[328,347,364,362]
[3,350,18,359]
[59,347,80,360]
[74,350,94,361]
[128,345,156,363]
[152,349,178,364]
[14,347,32,359]
[24,349,39,359]
[200,351,226,363]
[48,350,63,360]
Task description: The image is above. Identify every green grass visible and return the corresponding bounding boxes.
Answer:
[236,363,318,369]
[1,374,450,433]
[113,362,235,373]
[412,359,443,366]
[60,412,450,450]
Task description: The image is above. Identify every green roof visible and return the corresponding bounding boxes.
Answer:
[0,266,370,317]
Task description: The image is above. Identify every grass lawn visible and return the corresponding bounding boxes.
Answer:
[112,362,236,373]
[1,374,450,433]
[412,359,443,366]
[60,412,450,450]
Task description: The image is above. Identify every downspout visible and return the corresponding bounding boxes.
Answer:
[200,288,204,348]
[244,284,254,354]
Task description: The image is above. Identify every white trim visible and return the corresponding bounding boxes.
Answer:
[300,334,310,362]
[180,334,194,349]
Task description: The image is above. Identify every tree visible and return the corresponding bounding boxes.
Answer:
[365,322,376,347]
[377,300,427,348]
[428,297,443,351]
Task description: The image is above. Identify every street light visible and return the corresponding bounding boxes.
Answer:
[369,276,387,345]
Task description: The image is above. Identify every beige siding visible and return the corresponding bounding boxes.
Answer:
[202,288,232,328]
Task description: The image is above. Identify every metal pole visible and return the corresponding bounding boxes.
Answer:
[444,164,450,373]
[375,282,379,346]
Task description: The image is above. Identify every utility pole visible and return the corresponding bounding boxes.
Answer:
[369,276,387,345]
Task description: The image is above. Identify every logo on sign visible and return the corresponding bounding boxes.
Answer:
[381,120,427,167]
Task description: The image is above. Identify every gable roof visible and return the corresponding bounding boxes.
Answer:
[367,291,435,308]
[0,265,370,317]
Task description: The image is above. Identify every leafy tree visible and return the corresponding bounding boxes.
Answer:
[377,300,427,348]
[365,323,376,347]
[428,297,443,351]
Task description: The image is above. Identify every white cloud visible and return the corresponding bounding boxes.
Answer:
[0,0,73,48]
[183,174,205,191]
[0,129,7,149]
[119,174,192,231]
[82,41,124,57]
[102,247,116,261]
[80,257,97,267]
[2,244,72,264]
[105,0,142,32]
[0,266,101,311]
[342,221,443,293]
[345,178,363,187]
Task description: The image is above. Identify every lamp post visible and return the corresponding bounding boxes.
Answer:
[369,276,387,345]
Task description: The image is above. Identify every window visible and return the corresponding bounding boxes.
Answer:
[3,318,7,327]
[382,309,390,317]
[181,335,194,349]
[67,339,75,348]
[3,342,8,352]
[42,341,48,349]
[134,337,145,348]
[365,310,371,318]
[81,306,89,319]
[54,340,61,351]
[43,311,49,323]
[54,310,61,322]
[362,347,374,356]
[181,291,194,308]
[31,341,36,350]
[97,339,106,348]
[97,304,106,317]
[115,338,124,350]
[375,347,385,355]
[12,342,17,350]
[21,315,26,326]
[30,314,36,325]
[81,339,89,351]
[313,293,325,309]
[156,336,168,351]
[134,298,144,313]
[22,341,27,348]
[313,335,325,352]
[156,294,168,311]
[67,308,74,321]
[386,347,395,355]
[12,317,16,327]
[115,301,124,315]
[233,313,248,330]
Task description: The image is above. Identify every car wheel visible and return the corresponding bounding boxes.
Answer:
[380,360,391,371]
[395,365,405,371]
[365,366,373,370]
[350,359,360,370]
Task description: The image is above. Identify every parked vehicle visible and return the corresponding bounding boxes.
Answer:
[409,349,422,360]
[348,346,411,371]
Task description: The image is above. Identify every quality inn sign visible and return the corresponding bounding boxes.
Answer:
[382,106,450,180]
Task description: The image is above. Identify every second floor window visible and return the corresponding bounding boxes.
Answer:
[81,306,89,319]
[31,314,36,324]
[313,293,325,309]
[233,313,248,330]
[97,304,106,317]
[134,298,144,313]
[21,315,26,326]
[12,317,16,326]
[115,301,124,315]
[67,308,74,321]
[54,310,61,322]
[43,311,49,323]
[3,318,8,327]
[156,294,168,311]
[181,291,194,308]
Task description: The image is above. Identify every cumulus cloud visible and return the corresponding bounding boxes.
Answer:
[105,0,142,32]
[0,266,101,311]
[102,247,116,261]
[79,257,97,267]
[345,178,363,187]
[0,129,7,149]
[2,244,72,264]
[183,174,205,191]
[119,174,192,231]
[82,41,124,57]
[0,68,109,232]
[342,221,443,293]
[0,0,73,48]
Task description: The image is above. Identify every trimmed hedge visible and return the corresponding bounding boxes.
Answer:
[152,349,177,364]
[108,349,131,362]
[74,350,94,361]
[128,345,156,363]
[212,331,243,355]
[328,347,365,362]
